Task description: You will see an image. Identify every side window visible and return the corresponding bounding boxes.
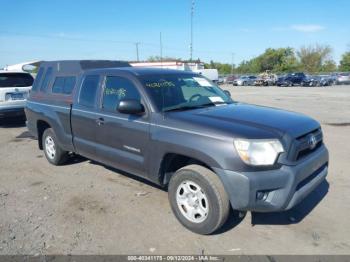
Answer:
[79,75,100,108]
[63,77,76,94]
[52,76,76,94]
[52,77,65,94]
[31,67,45,92]
[102,76,141,112]
[40,67,53,92]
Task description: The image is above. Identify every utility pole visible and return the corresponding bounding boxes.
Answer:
[160,32,163,65]
[135,42,140,61]
[190,0,195,61]
[231,53,235,74]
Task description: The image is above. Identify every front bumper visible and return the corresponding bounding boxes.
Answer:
[214,144,329,212]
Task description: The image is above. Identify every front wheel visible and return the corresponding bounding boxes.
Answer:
[42,128,68,165]
[168,165,230,235]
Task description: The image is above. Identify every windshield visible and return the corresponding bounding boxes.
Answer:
[0,73,34,87]
[141,74,232,112]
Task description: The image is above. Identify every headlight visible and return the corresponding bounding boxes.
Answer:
[234,139,284,166]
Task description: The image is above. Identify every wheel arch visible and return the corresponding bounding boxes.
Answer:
[37,119,51,150]
[159,153,216,187]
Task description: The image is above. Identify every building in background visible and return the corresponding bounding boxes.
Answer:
[131,61,219,82]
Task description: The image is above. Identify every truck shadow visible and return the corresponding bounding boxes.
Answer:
[89,160,166,191]
[64,153,89,165]
[214,180,329,234]
[64,155,330,232]
[250,180,329,226]
[0,117,26,128]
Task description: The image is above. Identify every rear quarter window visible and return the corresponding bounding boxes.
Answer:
[0,73,34,88]
[52,76,76,95]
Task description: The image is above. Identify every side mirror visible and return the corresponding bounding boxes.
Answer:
[223,90,231,97]
[117,99,144,114]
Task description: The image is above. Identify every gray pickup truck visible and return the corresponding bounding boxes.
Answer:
[26,60,329,234]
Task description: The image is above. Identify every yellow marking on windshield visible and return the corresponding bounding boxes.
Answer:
[145,81,175,88]
[104,87,126,98]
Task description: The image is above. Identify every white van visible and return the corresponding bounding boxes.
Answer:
[0,71,34,119]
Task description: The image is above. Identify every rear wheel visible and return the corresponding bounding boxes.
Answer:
[42,128,68,165]
[168,164,230,235]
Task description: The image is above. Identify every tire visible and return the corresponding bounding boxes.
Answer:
[168,164,230,235]
[42,128,68,165]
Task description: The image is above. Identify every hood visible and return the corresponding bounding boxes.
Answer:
[166,103,320,139]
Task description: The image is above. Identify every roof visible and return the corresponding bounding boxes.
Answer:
[39,60,131,75]
[86,67,197,76]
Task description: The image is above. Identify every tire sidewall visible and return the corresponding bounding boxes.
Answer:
[168,168,223,234]
[42,128,61,165]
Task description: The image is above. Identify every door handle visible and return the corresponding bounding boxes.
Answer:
[96,117,104,126]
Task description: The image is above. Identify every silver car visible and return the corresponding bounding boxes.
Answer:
[336,72,350,85]
[233,75,257,86]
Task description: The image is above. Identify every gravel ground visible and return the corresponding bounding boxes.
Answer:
[0,86,349,255]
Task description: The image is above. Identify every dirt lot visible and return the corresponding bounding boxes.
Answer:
[0,86,350,255]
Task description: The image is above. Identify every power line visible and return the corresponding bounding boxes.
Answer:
[0,30,235,60]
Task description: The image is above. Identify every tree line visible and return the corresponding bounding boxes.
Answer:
[205,45,350,75]
[147,44,350,75]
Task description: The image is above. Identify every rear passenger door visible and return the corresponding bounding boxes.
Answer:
[71,75,101,159]
[95,74,150,178]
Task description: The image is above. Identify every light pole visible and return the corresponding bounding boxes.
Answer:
[135,42,140,61]
[160,32,163,65]
[231,53,235,74]
[190,0,194,61]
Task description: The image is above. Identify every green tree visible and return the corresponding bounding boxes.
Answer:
[297,44,334,73]
[204,61,234,75]
[321,60,337,72]
[339,52,350,71]
[147,56,181,62]
[235,47,299,74]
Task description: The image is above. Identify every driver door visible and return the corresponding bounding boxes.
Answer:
[95,74,151,178]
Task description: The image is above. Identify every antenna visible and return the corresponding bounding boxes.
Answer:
[190,0,195,61]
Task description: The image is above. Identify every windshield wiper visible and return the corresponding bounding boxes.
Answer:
[198,101,231,107]
[163,101,231,112]
[163,105,205,112]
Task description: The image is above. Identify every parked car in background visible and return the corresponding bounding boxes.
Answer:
[217,75,225,85]
[336,72,350,85]
[0,70,34,119]
[330,73,339,84]
[233,75,257,86]
[254,72,278,86]
[276,72,307,86]
[301,75,320,87]
[318,75,334,86]
[225,75,236,84]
